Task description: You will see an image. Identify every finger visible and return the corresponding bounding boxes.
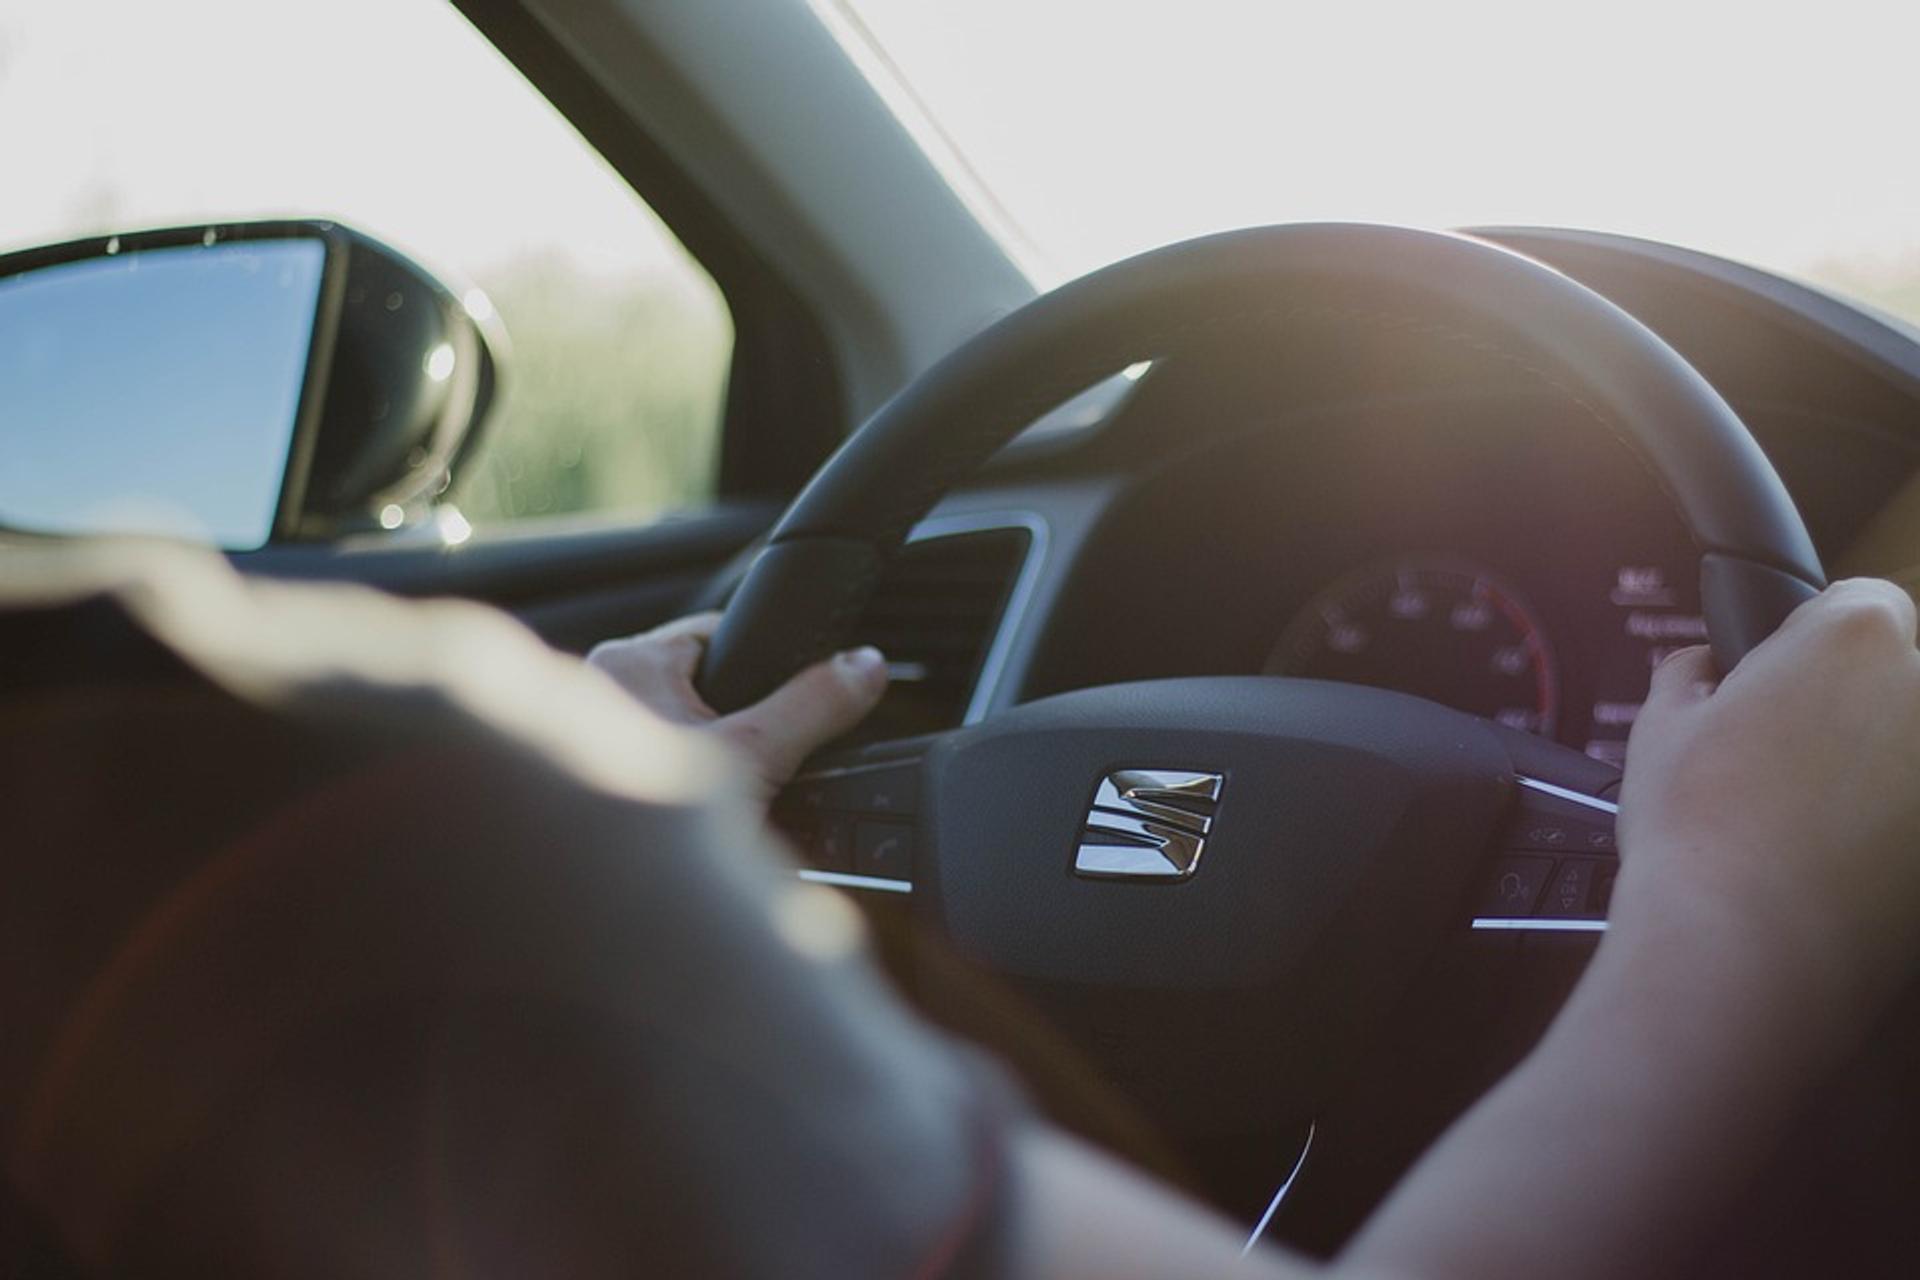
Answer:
[642,610,724,646]
[1820,577,1919,648]
[633,610,724,684]
[586,613,725,725]
[1644,644,1717,708]
[1769,577,1916,651]
[715,647,889,785]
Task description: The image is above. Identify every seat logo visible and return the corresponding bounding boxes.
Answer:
[1073,769,1223,880]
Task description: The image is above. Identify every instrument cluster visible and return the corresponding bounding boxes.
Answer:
[1272,554,1706,766]
[1017,390,1732,764]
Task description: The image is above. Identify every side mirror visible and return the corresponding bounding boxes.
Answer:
[0,221,503,549]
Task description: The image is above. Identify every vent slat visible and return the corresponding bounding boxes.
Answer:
[835,526,1030,746]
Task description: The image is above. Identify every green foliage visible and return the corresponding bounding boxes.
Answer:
[450,253,732,525]
[1807,254,1920,330]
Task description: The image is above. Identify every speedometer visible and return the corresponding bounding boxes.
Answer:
[1265,559,1560,735]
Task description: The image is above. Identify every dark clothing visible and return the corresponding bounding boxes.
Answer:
[0,547,1020,1278]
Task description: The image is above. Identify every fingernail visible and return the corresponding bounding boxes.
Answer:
[835,646,887,691]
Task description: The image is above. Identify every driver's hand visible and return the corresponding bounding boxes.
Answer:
[587,611,888,804]
[1619,577,1920,1025]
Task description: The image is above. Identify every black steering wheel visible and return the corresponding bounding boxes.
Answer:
[697,224,1827,1167]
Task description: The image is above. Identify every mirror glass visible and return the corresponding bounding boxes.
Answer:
[0,239,326,548]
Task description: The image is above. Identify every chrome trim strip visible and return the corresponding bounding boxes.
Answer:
[1088,798,1207,833]
[1243,1122,1316,1255]
[909,510,1050,725]
[797,869,913,895]
[1073,820,1206,879]
[1094,770,1221,829]
[1470,917,1608,932]
[1514,775,1619,815]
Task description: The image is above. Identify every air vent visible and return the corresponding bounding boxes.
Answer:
[840,523,1033,745]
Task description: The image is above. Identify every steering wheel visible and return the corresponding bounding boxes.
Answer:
[696,224,1826,1170]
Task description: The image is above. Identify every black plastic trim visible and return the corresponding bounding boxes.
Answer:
[235,502,778,605]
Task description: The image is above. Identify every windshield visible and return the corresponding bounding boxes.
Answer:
[839,0,1920,321]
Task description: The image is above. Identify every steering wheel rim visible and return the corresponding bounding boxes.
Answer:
[700,222,1825,713]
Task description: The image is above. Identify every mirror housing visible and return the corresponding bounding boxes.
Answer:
[0,220,503,547]
[297,223,504,537]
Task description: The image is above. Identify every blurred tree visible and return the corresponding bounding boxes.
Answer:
[450,252,731,526]
[1809,253,1920,330]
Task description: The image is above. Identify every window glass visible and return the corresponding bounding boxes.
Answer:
[0,0,731,528]
[843,0,1920,322]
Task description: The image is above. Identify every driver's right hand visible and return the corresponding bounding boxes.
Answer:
[1618,577,1920,1025]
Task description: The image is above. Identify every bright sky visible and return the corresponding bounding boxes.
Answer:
[5,0,1919,298]
[0,0,689,287]
[844,0,1920,288]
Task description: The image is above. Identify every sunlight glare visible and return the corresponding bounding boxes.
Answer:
[844,0,1920,299]
[424,342,456,383]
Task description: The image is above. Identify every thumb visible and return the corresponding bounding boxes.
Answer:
[1644,644,1717,709]
[714,647,889,788]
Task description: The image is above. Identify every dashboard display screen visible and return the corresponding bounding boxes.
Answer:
[1576,563,1707,767]
[1266,559,1560,735]
[1269,556,1709,765]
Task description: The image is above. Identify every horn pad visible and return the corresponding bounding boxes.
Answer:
[918,676,1514,1138]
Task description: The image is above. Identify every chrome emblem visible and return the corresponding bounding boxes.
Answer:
[1073,769,1224,880]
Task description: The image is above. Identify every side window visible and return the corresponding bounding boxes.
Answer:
[0,0,731,530]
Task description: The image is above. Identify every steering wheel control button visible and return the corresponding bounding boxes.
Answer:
[787,761,920,817]
[1478,855,1554,915]
[1473,780,1617,931]
[1073,768,1222,880]
[1501,779,1617,860]
[1544,858,1599,917]
[814,817,856,873]
[854,821,914,880]
[1512,821,1574,850]
[774,755,927,881]
[1503,812,1613,853]
[835,766,919,816]
[1591,864,1618,915]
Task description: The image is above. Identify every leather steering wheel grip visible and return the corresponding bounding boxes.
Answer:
[698,223,1825,713]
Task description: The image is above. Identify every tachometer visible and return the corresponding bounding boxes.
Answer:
[1266,559,1560,735]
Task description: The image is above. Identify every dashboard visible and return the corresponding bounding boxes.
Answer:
[1014,389,1715,768]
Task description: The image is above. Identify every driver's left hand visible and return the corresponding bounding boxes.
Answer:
[587,611,888,804]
